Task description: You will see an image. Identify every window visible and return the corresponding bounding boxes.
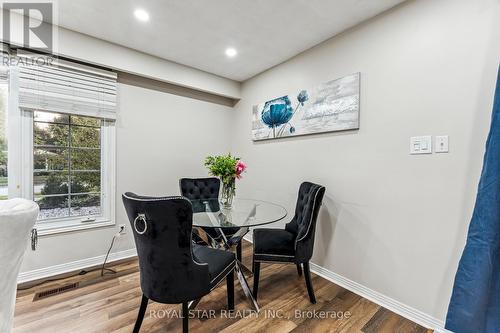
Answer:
[23,109,115,233]
[33,111,102,220]
[5,56,117,234]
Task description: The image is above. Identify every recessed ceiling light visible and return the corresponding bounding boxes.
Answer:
[225,47,237,58]
[134,9,150,22]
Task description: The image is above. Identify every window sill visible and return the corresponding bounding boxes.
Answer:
[36,218,115,236]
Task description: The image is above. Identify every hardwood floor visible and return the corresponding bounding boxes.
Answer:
[14,241,430,333]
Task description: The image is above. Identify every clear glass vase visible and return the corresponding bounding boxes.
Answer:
[220,178,235,209]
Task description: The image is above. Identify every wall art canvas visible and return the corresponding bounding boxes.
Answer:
[251,72,360,141]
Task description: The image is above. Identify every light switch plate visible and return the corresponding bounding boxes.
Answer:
[435,135,449,153]
[410,136,432,154]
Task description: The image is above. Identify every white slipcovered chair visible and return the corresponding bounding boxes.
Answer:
[0,199,38,333]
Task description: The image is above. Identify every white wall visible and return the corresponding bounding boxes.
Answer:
[0,9,241,99]
[231,0,500,324]
[56,28,241,99]
[20,81,234,273]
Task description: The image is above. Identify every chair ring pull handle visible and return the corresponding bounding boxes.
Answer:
[134,214,148,235]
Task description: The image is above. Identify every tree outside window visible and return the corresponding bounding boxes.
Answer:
[34,111,102,220]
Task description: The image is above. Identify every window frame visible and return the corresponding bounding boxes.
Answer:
[0,72,9,200]
[8,67,116,236]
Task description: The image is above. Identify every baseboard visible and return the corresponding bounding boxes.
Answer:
[17,248,137,284]
[309,263,445,331]
[243,235,446,332]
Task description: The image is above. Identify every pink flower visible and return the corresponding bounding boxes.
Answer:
[235,160,246,179]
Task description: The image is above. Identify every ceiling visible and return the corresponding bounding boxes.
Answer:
[55,0,407,82]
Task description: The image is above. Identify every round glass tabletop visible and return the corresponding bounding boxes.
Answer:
[189,198,287,228]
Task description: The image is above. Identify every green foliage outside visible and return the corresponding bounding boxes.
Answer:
[35,113,101,210]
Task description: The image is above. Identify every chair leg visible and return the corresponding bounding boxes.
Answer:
[296,263,303,276]
[227,270,234,310]
[182,302,189,333]
[133,294,148,333]
[236,242,243,262]
[191,229,207,245]
[303,262,316,304]
[253,261,261,300]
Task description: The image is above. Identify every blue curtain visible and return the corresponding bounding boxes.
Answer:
[446,65,500,333]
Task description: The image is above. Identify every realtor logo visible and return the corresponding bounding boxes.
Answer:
[2,2,54,52]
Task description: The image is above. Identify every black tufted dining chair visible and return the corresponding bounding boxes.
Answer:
[252,182,325,304]
[180,177,246,261]
[122,193,236,333]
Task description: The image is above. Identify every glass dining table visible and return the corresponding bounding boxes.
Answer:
[189,198,287,311]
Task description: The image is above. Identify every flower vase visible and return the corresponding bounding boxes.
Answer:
[220,178,235,209]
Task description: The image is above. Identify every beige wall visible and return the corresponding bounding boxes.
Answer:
[231,0,500,322]
[20,81,234,273]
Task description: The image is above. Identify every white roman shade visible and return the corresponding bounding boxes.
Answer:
[18,58,117,119]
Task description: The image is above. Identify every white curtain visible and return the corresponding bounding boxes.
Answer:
[0,199,39,333]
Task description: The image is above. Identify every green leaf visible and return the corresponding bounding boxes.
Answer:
[204,153,240,182]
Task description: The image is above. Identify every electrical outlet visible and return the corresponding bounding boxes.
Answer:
[435,135,449,153]
[118,224,126,234]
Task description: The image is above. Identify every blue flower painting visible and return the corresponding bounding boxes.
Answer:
[251,73,360,140]
[297,90,309,105]
[261,96,293,126]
